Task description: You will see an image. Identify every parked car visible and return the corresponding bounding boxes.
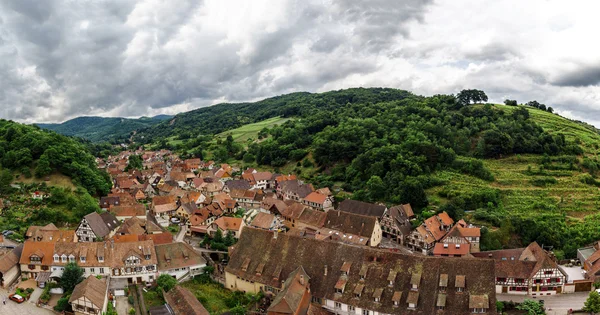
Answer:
[2,231,14,236]
[170,217,181,224]
[9,294,24,303]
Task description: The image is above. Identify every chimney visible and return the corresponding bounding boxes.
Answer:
[324,265,328,276]
[273,231,278,239]
[488,254,492,258]
[337,211,340,217]
[299,275,305,285]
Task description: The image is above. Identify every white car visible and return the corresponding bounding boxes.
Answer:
[170,217,181,224]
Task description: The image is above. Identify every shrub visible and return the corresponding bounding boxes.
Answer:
[530,177,557,187]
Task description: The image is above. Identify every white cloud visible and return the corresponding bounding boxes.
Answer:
[0,0,599,126]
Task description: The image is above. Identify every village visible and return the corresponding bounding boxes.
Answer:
[0,149,598,315]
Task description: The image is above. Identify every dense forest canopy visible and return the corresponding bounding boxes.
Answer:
[37,115,171,143]
[0,120,111,195]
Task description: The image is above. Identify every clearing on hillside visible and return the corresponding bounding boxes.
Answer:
[215,116,291,143]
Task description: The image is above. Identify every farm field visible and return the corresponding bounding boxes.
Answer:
[214,116,291,143]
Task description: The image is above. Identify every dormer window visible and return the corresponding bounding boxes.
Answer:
[53,254,59,263]
[373,288,383,302]
[340,262,352,276]
[61,254,67,262]
[80,256,86,263]
[144,254,151,260]
[69,255,75,262]
[456,275,466,292]
[411,272,421,290]
[98,256,104,262]
[354,284,364,298]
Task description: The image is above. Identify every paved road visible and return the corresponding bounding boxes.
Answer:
[175,224,187,242]
[498,292,588,314]
[0,292,54,315]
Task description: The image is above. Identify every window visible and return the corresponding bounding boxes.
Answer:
[545,271,553,275]
[90,268,95,273]
[53,255,59,263]
[496,277,507,282]
[348,305,356,312]
[362,310,370,315]
[61,255,67,262]
[457,287,464,292]
[80,257,86,263]
[100,268,105,274]
[334,302,342,309]
[98,256,104,262]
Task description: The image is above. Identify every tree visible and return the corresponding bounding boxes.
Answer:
[516,299,545,315]
[457,89,488,105]
[60,262,84,293]
[214,228,224,243]
[224,230,236,247]
[504,99,518,106]
[125,154,143,171]
[584,291,600,314]
[157,274,177,293]
[547,107,554,113]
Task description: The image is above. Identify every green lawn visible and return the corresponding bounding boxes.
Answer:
[215,116,291,143]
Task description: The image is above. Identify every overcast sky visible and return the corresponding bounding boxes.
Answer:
[1,0,600,126]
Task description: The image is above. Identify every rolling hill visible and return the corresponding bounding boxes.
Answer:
[37,115,172,143]
[136,87,600,257]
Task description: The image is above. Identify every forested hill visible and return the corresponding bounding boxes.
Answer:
[132,88,414,142]
[0,120,111,195]
[37,115,172,143]
[139,87,600,258]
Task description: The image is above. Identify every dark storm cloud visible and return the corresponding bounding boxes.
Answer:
[464,43,520,62]
[552,65,600,87]
[0,0,436,122]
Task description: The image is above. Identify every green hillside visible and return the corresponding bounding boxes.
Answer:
[142,88,600,257]
[37,115,171,143]
[215,116,291,143]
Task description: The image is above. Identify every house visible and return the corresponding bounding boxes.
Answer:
[230,189,263,209]
[152,195,179,218]
[177,202,198,220]
[131,189,146,201]
[19,241,55,283]
[69,275,109,315]
[226,227,497,314]
[116,217,166,236]
[267,266,311,315]
[380,204,414,245]
[302,191,334,211]
[472,242,567,296]
[110,240,158,285]
[163,286,210,315]
[249,212,283,231]
[277,202,308,229]
[278,180,313,201]
[0,244,23,288]
[338,199,387,219]
[99,196,120,210]
[208,217,245,239]
[223,180,252,193]
[323,210,383,247]
[250,172,273,190]
[406,212,454,255]
[155,243,206,281]
[434,221,481,256]
[26,224,77,243]
[110,204,146,221]
[76,212,121,242]
[581,242,600,282]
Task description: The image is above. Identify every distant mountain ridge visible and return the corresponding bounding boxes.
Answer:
[37,115,172,143]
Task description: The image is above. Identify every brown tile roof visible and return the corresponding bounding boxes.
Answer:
[280,180,314,198]
[69,276,107,308]
[268,266,310,314]
[19,241,56,265]
[250,212,276,230]
[438,212,454,226]
[303,192,327,204]
[253,171,273,182]
[213,217,243,232]
[111,204,146,217]
[83,212,120,238]
[338,200,386,218]
[155,242,206,271]
[227,228,497,314]
[280,202,307,220]
[164,286,209,315]
[469,294,489,309]
[297,208,327,227]
[433,243,471,256]
[323,210,376,238]
[0,244,22,273]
